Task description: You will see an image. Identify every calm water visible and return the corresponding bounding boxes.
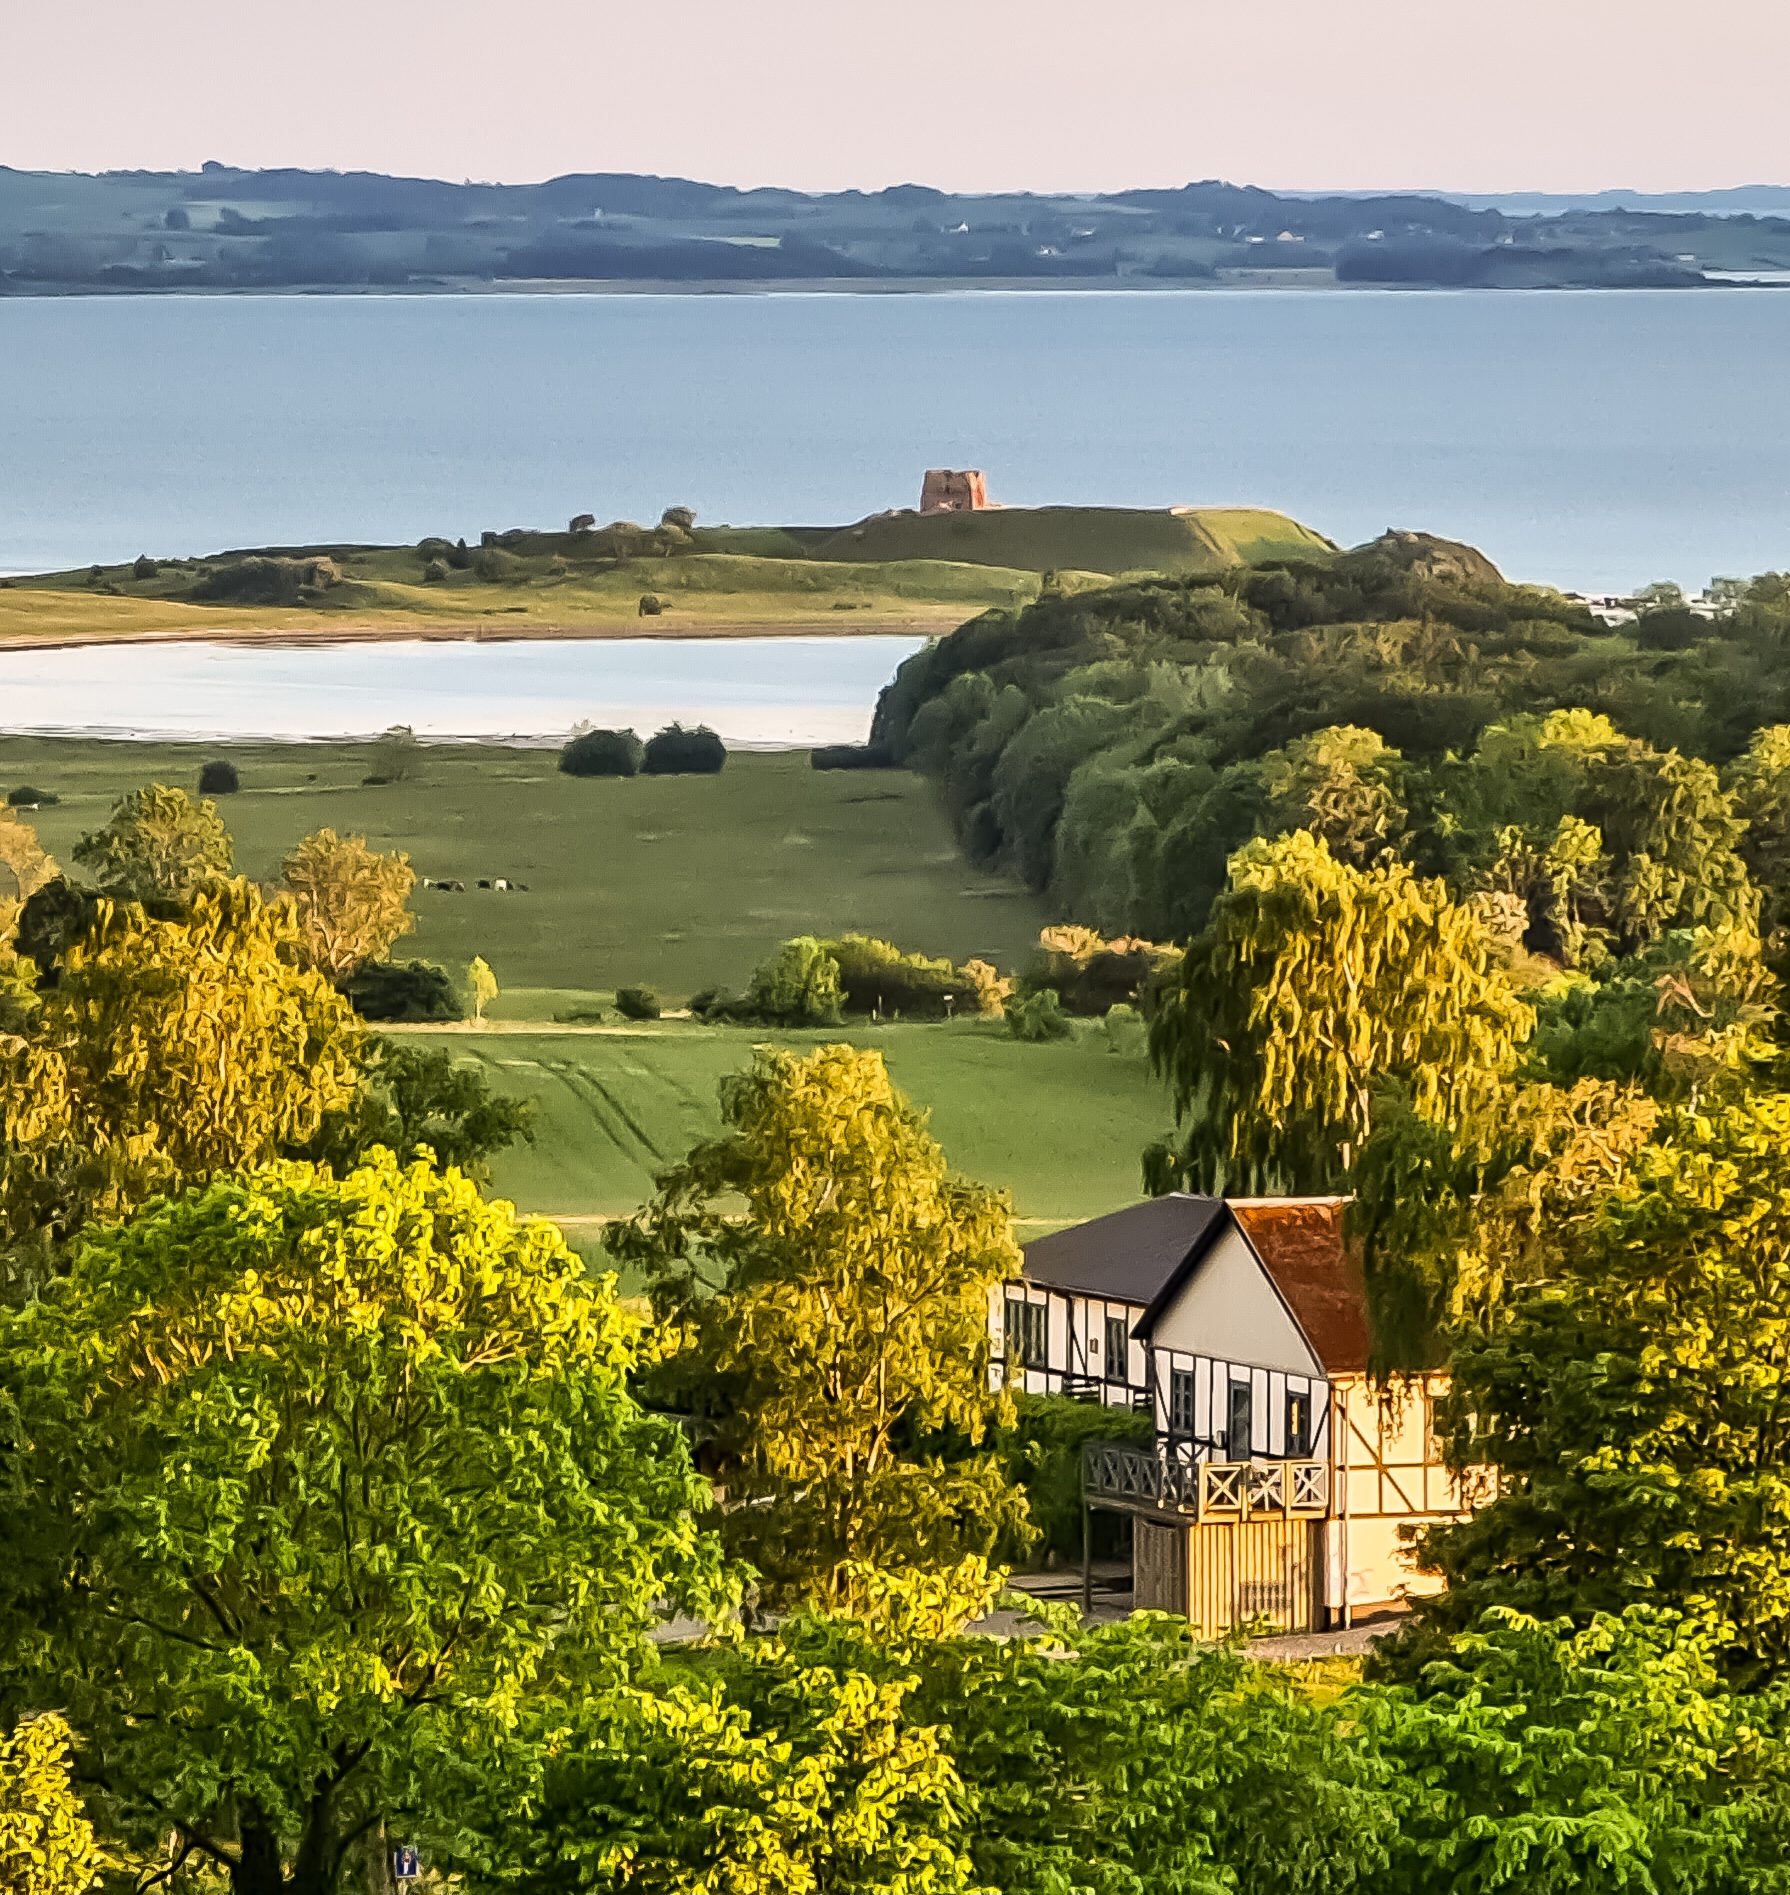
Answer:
[2,289,1789,593]
[0,636,924,746]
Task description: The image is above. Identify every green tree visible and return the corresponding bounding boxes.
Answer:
[1407,1091,1790,1675]
[0,1714,98,1895]
[0,1152,730,1895]
[1726,722,1790,936]
[1260,723,1407,868]
[615,1044,1029,1610]
[280,828,417,980]
[741,936,844,1027]
[467,954,498,1024]
[71,782,232,903]
[0,882,364,1282]
[1147,830,1533,1195]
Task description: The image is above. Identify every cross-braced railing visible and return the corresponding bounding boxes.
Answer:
[1083,1443,1330,1520]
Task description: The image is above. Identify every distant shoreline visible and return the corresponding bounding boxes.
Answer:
[7,272,1787,300]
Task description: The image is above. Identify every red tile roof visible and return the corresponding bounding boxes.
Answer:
[1230,1198,1371,1375]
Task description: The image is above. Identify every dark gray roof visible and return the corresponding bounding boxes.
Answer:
[1021,1194,1227,1305]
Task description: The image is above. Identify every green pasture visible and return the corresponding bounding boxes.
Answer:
[0,740,1046,998]
[417,1017,1169,1235]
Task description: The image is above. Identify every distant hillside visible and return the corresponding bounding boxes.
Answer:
[3,163,1787,292]
[798,506,1335,575]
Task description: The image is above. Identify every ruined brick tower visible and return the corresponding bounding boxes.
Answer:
[919,468,990,513]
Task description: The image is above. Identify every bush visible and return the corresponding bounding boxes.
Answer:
[822,934,976,1020]
[740,937,844,1026]
[559,728,644,778]
[994,1393,1155,1563]
[811,743,898,771]
[197,759,240,796]
[423,558,449,583]
[638,593,665,617]
[643,724,726,775]
[472,546,522,583]
[7,787,57,808]
[337,960,461,1023]
[131,554,159,580]
[614,984,661,1021]
[1007,988,1072,1042]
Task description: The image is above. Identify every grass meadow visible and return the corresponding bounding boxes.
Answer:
[0,738,1176,1236]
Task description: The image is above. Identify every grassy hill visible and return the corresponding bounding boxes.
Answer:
[432,1018,1167,1238]
[798,506,1337,575]
[0,506,1334,645]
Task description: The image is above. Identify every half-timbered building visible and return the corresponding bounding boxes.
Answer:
[995,1194,1468,1636]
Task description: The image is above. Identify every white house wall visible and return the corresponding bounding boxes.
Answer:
[1148,1225,1324,1377]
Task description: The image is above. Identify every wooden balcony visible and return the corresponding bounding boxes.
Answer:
[1083,1442,1329,1521]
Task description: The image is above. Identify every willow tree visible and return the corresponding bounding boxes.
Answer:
[0,1153,728,1895]
[615,1044,1029,1609]
[1147,830,1533,1196]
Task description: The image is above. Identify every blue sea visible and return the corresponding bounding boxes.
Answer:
[3,287,1787,593]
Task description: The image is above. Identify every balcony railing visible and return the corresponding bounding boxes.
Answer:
[1083,1442,1329,1520]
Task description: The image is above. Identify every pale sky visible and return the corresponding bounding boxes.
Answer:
[8,0,1788,194]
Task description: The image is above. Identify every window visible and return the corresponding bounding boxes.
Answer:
[1004,1295,1048,1370]
[1168,1367,1196,1436]
[1227,1380,1253,1459]
[1285,1389,1312,1458]
[1104,1314,1130,1385]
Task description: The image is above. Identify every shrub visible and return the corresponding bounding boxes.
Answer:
[131,553,159,580]
[186,555,341,605]
[560,728,644,778]
[638,593,665,617]
[338,959,461,1023]
[7,787,57,808]
[660,505,697,530]
[643,724,726,775]
[1006,988,1072,1042]
[447,538,472,570]
[423,557,449,583]
[615,984,661,1020]
[472,546,522,583]
[811,743,898,770]
[686,985,728,1019]
[821,934,974,1020]
[198,759,240,796]
[994,1393,1155,1563]
[741,937,844,1026]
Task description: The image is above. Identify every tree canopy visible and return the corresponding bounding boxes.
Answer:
[279,826,417,979]
[0,1715,98,1895]
[615,1044,1029,1610]
[0,1151,730,1895]
[71,782,232,903]
[1147,831,1533,1195]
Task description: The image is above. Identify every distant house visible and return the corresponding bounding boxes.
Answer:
[996,1195,1467,1636]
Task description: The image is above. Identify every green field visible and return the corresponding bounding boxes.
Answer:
[423,1018,1170,1236]
[0,742,1047,997]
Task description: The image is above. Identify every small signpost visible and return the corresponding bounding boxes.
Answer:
[392,1845,420,1881]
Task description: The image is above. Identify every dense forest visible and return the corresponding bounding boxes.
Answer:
[872,533,1790,953]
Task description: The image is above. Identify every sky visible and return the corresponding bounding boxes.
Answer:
[8,0,1789,194]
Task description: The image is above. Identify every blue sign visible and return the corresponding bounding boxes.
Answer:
[392,1846,420,1881]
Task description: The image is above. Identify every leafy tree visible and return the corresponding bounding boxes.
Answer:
[467,954,498,1023]
[199,758,241,795]
[0,1152,731,1895]
[0,805,58,940]
[280,828,417,980]
[1727,722,1790,935]
[741,935,844,1026]
[367,724,421,785]
[0,880,364,1285]
[614,1044,1029,1610]
[1004,986,1072,1041]
[1260,723,1407,867]
[614,984,660,1021]
[297,1039,533,1181]
[1148,831,1533,1195]
[0,1714,98,1895]
[1407,1091,1790,1675]
[71,782,232,903]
